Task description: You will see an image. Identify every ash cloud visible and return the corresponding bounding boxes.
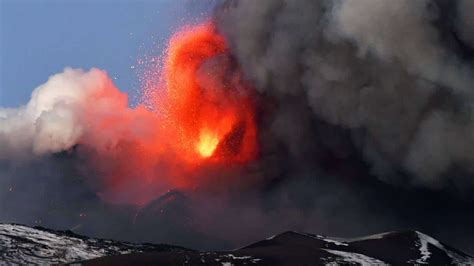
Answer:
[216,0,474,188]
[456,0,474,49]
[211,0,474,252]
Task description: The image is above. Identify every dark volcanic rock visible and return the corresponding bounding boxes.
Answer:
[82,231,473,265]
[133,190,231,250]
[0,223,472,265]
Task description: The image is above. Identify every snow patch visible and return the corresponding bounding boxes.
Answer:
[344,232,393,242]
[221,254,253,260]
[296,232,349,246]
[266,234,277,240]
[415,231,474,265]
[315,235,349,246]
[415,232,432,264]
[218,253,261,264]
[322,249,389,265]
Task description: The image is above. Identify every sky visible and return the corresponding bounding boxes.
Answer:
[0,0,218,107]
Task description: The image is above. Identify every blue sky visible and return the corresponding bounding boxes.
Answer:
[0,0,218,107]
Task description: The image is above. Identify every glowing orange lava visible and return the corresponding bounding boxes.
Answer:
[86,22,258,204]
[151,22,257,163]
[197,131,219,157]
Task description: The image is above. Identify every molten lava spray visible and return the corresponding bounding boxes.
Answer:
[149,23,257,163]
[86,22,258,204]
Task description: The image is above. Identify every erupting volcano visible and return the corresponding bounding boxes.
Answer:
[84,22,259,204]
[3,0,474,258]
[147,22,257,164]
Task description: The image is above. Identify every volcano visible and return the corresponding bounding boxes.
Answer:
[2,1,474,264]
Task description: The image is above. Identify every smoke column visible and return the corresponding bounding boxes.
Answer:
[216,0,474,188]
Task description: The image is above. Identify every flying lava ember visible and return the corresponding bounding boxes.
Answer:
[83,22,258,204]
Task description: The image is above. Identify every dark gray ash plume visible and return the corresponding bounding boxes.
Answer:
[216,0,474,189]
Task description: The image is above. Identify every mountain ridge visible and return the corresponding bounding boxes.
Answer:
[0,223,472,265]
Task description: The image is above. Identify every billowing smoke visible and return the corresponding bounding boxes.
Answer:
[216,0,474,188]
[0,68,103,158]
[456,0,474,48]
[1,0,474,255]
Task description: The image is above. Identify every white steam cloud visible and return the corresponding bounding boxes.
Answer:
[0,68,123,159]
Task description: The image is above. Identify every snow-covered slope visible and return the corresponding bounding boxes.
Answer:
[86,231,474,265]
[324,230,474,265]
[0,224,187,264]
[0,224,472,265]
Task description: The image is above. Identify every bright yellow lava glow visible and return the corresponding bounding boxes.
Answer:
[197,132,219,158]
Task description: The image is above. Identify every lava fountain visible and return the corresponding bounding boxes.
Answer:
[90,22,258,204]
[147,22,257,164]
